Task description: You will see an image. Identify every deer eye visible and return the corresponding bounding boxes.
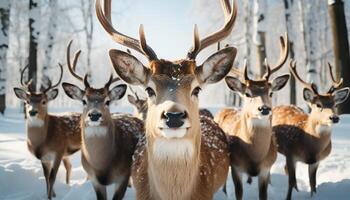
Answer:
[269,92,273,97]
[245,92,251,97]
[82,100,87,105]
[105,100,110,106]
[145,87,156,97]
[192,87,201,97]
[42,100,46,105]
[316,103,322,108]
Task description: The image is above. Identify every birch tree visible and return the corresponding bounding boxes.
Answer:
[28,0,41,91]
[0,1,10,114]
[253,0,267,77]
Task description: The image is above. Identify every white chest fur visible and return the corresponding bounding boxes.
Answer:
[152,138,194,160]
[27,116,45,128]
[84,126,108,138]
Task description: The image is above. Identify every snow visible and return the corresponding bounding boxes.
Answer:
[0,107,350,199]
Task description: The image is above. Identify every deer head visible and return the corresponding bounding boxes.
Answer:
[290,61,349,125]
[225,34,290,119]
[96,0,237,140]
[62,40,124,128]
[14,64,62,125]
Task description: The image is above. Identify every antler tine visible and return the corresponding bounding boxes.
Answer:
[187,0,237,59]
[289,60,318,93]
[263,58,271,79]
[67,40,83,82]
[269,33,289,74]
[20,64,31,87]
[48,63,64,89]
[327,62,343,91]
[129,86,140,100]
[243,59,250,81]
[96,0,158,61]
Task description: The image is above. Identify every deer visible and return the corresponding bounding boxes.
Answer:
[128,87,214,120]
[96,0,237,199]
[13,64,81,200]
[61,40,144,200]
[272,61,350,200]
[215,34,290,200]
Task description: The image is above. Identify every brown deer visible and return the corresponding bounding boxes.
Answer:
[215,34,290,200]
[13,64,81,200]
[96,0,237,199]
[61,40,144,200]
[272,61,350,200]
[127,87,148,120]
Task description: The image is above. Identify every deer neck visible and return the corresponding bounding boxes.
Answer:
[239,110,272,161]
[26,114,49,150]
[304,113,332,150]
[82,117,116,170]
[146,118,201,199]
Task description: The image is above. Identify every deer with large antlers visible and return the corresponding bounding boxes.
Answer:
[62,40,144,200]
[13,64,81,199]
[215,34,290,200]
[96,0,237,199]
[272,61,349,200]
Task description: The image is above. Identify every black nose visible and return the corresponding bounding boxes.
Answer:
[29,110,38,116]
[163,112,186,128]
[258,105,271,116]
[330,115,339,124]
[88,112,102,122]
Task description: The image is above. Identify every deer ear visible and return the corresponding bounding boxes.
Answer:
[196,47,237,84]
[225,76,245,93]
[46,88,59,101]
[109,84,127,101]
[109,49,150,86]
[14,88,28,101]
[62,83,84,101]
[303,88,316,103]
[127,95,136,105]
[333,87,350,106]
[271,74,290,92]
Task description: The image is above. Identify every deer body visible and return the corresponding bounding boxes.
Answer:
[271,61,349,200]
[62,40,144,200]
[215,34,290,200]
[14,64,81,200]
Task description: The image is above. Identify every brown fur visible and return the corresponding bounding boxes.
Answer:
[132,116,229,200]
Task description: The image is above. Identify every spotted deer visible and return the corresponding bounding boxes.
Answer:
[61,40,143,200]
[128,86,214,120]
[272,61,350,200]
[96,0,237,199]
[13,64,81,200]
[215,34,290,200]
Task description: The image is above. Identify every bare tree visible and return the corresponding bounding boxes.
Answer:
[80,0,93,68]
[253,0,267,76]
[28,0,40,91]
[0,1,11,114]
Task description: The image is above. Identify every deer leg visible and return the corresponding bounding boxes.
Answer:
[258,170,270,200]
[48,156,62,199]
[112,176,129,200]
[62,157,72,184]
[286,156,298,200]
[231,167,243,200]
[222,182,227,195]
[41,161,52,198]
[308,162,319,197]
[92,181,107,200]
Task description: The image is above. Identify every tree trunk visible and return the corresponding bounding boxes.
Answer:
[42,0,57,89]
[284,0,296,105]
[328,0,350,114]
[253,0,267,77]
[0,1,10,114]
[28,0,40,92]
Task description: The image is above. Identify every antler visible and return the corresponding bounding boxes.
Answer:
[41,63,64,93]
[20,64,35,92]
[289,60,318,93]
[327,62,343,93]
[95,0,158,61]
[67,40,83,82]
[129,86,140,101]
[263,33,289,79]
[187,0,237,60]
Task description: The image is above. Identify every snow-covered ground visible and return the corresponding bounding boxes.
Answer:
[0,107,350,200]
